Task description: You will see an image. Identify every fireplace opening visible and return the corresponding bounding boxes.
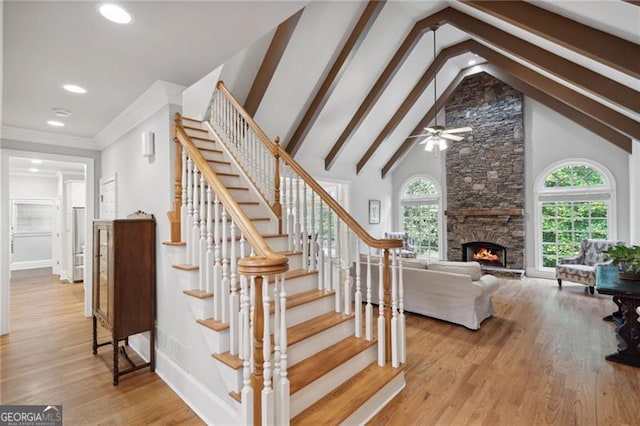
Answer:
[462,241,507,267]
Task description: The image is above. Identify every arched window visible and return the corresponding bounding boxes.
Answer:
[536,160,615,270]
[399,176,441,258]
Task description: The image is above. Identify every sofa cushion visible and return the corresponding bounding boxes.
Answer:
[428,261,482,281]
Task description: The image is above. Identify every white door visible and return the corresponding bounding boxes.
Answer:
[100,174,117,220]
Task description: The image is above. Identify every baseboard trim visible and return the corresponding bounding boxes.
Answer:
[10,259,52,271]
[128,334,241,425]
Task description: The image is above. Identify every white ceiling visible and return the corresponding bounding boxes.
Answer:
[2,0,308,140]
[9,157,85,178]
[2,0,638,176]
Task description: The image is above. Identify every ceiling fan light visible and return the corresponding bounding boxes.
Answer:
[439,138,448,150]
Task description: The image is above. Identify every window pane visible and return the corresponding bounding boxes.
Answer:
[402,178,437,197]
[403,204,439,258]
[543,164,605,188]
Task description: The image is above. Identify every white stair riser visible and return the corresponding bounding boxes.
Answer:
[284,295,334,328]
[226,189,257,203]
[214,358,243,394]
[263,236,289,252]
[191,139,216,150]
[268,273,317,297]
[197,324,230,354]
[201,150,225,162]
[219,174,242,187]
[185,295,214,319]
[286,253,303,270]
[290,346,377,417]
[209,162,234,174]
[287,318,356,367]
[341,372,405,426]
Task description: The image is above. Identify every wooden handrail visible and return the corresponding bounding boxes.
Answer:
[215,81,402,252]
[174,122,289,273]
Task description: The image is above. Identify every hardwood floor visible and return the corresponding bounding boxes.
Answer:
[0,268,202,425]
[2,269,639,425]
[370,277,640,426]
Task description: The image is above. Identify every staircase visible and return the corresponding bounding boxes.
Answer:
[166,82,406,425]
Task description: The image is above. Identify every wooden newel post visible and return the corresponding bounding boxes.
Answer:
[273,137,283,235]
[167,112,183,242]
[251,275,265,426]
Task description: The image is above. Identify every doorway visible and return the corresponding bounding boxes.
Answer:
[1,150,95,335]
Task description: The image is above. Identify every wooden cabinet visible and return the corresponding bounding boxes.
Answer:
[92,212,156,385]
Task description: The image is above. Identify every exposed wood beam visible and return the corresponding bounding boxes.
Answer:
[325,7,638,171]
[472,42,640,140]
[356,39,475,174]
[381,65,484,178]
[285,0,387,158]
[480,64,631,151]
[381,63,632,179]
[462,0,640,79]
[244,9,304,117]
[323,13,440,171]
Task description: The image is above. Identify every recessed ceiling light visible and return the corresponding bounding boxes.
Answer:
[29,168,39,173]
[31,159,43,164]
[468,59,477,66]
[99,4,133,24]
[53,107,71,118]
[63,84,87,94]
[47,120,65,127]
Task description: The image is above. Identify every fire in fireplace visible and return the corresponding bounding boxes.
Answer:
[462,241,507,267]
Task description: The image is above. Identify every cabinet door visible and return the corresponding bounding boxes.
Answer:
[95,225,111,323]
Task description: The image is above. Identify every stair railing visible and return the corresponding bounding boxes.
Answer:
[171,113,289,425]
[209,81,406,371]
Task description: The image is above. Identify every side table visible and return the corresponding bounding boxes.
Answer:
[596,266,640,367]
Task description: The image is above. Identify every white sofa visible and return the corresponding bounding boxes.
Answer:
[357,257,499,330]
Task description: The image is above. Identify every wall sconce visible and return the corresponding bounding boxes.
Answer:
[141,131,155,157]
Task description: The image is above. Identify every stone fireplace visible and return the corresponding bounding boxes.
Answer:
[462,241,507,267]
[444,73,525,271]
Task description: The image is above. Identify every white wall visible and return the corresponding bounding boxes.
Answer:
[10,174,58,198]
[630,139,640,245]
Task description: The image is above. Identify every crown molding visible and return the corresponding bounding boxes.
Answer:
[93,80,185,150]
[0,126,95,150]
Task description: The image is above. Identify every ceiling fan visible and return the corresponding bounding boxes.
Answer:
[408,26,472,152]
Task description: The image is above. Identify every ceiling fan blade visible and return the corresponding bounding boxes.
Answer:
[442,126,472,134]
[441,133,464,141]
[406,134,431,139]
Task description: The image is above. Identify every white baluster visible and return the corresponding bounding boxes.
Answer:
[294,176,301,252]
[310,191,316,271]
[272,275,281,424]
[191,166,200,265]
[238,232,247,359]
[391,249,399,368]
[206,185,213,293]
[240,270,253,426]
[328,210,333,293]
[365,247,373,341]
[287,172,294,252]
[318,199,324,291]
[278,275,290,425]
[199,173,206,290]
[181,148,187,242]
[221,207,229,323]
[301,181,308,270]
[343,228,352,316]
[335,218,341,313]
[399,255,406,364]
[355,239,362,338]
[185,157,193,263]
[262,275,274,426]
[229,220,239,355]
[213,194,222,321]
[378,253,385,366]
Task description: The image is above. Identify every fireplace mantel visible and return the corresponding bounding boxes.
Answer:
[445,208,524,217]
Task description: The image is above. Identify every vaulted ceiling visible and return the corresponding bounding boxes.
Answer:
[2,1,639,179]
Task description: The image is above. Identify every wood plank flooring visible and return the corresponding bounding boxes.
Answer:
[369,277,640,425]
[2,269,639,425]
[0,268,202,425]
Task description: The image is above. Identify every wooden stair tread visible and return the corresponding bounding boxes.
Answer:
[229,391,241,403]
[217,172,240,177]
[291,363,405,425]
[183,289,213,299]
[277,250,302,256]
[287,311,354,346]
[207,159,231,166]
[183,125,208,133]
[199,147,223,154]
[212,351,242,369]
[227,186,249,191]
[189,135,216,142]
[289,336,376,395]
[162,240,186,246]
[173,264,198,271]
[181,116,203,123]
[196,318,229,332]
[238,201,259,205]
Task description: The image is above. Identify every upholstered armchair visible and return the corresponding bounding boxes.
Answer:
[384,232,417,258]
[555,239,620,294]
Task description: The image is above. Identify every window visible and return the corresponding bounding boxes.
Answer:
[399,176,441,258]
[536,161,615,269]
